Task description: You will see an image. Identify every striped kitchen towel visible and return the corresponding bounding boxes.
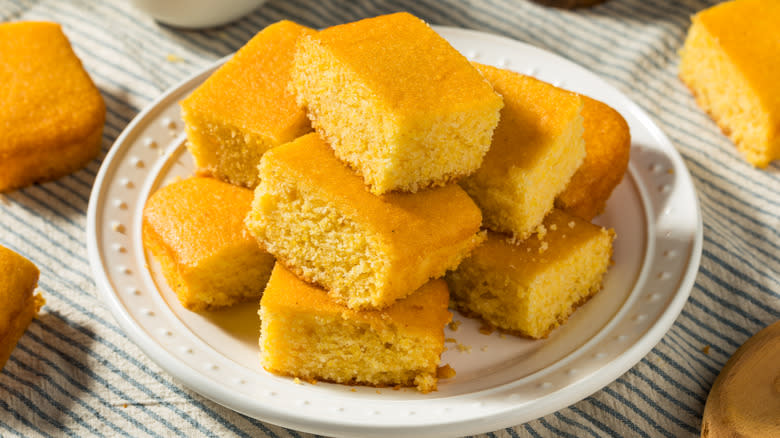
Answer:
[0,0,777,436]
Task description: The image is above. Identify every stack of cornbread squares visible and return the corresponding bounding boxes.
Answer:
[143,12,630,393]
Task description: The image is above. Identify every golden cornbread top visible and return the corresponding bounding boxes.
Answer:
[307,12,502,116]
[142,177,258,269]
[262,265,451,335]
[473,63,583,173]
[693,0,780,119]
[473,210,610,279]
[0,245,39,337]
[263,133,483,254]
[0,21,105,156]
[180,21,314,144]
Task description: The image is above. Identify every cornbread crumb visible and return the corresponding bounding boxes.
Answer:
[142,177,275,311]
[456,343,472,353]
[448,320,462,332]
[478,323,495,335]
[181,21,314,188]
[568,221,576,229]
[247,133,485,309]
[550,224,557,231]
[291,13,503,194]
[445,338,457,343]
[166,53,183,63]
[462,64,585,239]
[437,364,456,379]
[538,241,549,254]
[260,266,451,393]
[293,377,303,385]
[702,345,711,355]
[678,0,780,167]
[447,209,615,339]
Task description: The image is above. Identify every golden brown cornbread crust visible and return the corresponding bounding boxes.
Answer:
[556,96,631,220]
[142,177,275,311]
[0,21,105,192]
[142,220,194,308]
[0,245,44,370]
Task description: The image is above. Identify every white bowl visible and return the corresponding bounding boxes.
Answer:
[130,0,266,28]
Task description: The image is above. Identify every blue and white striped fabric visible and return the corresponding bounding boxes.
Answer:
[1,0,778,436]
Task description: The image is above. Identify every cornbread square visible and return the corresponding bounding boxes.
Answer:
[556,96,631,220]
[679,0,780,168]
[0,245,44,370]
[0,22,105,193]
[143,177,275,311]
[260,265,451,392]
[461,64,585,239]
[180,21,314,188]
[291,12,503,194]
[246,132,485,309]
[446,209,614,339]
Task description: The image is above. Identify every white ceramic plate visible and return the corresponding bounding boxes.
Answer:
[87,27,702,438]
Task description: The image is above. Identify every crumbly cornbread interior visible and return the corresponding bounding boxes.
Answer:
[291,13,502,194]
[248,159,386,307]
[678,0,779,167]
[260,266,450,392]
[461,64,585,239]
[245,133,485,310]
[447,210,614,339]
[180,21,314,187]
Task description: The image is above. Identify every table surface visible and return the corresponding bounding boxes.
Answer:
[1,0,778,437]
